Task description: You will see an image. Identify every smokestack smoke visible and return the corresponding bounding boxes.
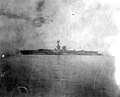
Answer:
[0,9,30,20]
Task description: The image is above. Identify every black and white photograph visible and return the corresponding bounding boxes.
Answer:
[0,0,120,97]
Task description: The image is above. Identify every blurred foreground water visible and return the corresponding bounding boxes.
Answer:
[0,55,119,97]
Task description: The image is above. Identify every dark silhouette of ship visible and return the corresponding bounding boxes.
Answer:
[20,40,102,55]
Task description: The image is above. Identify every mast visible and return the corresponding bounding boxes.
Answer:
[56,40,60,50]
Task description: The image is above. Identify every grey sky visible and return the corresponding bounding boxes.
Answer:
[0,0,119,54]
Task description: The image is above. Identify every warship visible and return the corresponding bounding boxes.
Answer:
[20,40,102,55]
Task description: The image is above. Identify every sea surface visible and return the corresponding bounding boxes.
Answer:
[1,55,119,97]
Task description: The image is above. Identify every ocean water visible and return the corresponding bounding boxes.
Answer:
[0,55,119,97]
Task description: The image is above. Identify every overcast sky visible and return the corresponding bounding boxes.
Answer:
[0,0,120,54]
